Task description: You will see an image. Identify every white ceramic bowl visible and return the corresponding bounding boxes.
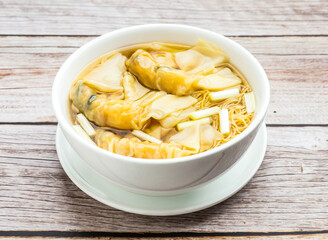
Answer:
[52,24,270,196]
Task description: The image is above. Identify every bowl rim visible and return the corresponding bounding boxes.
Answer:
[52,23,270,165]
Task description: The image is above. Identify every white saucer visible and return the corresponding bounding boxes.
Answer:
[56,123,267,216]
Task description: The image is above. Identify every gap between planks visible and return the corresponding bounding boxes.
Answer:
[0,230,328,238]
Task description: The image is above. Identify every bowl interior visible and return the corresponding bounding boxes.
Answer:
[53,24,269,163]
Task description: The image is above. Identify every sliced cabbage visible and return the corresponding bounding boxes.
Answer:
[83,53,126,92]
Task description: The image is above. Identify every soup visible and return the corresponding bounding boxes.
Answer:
[69,39,255,159]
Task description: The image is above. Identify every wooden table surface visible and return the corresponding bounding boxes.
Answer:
[1,0,328,239]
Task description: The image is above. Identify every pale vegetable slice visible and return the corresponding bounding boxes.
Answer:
[189,106,220,120]
[245,92,256,114]
[83,53,126,92]
[76,113,96,136]
[219,109,230,134]
[122,72,150,101]
[73,125,95,145]
[209,88,239,101]
[159,106,196,128]
[177,117,210,131]
[132,130,162,144]
[148,94,197,120]
[195,68,241,91]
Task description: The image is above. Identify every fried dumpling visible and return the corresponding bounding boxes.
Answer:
[83,53,126,92]
[96,129,194,159]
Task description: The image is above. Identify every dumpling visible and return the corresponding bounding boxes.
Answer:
[175,39,229,75]
[96,129,194,159]
[122,72,150,101]
[150,51,178,68]
[159,106,196,128]
[70,81,197,130]
[143,122,173,140]
[83,53,126,92]
[147,94,197,119]
[70,81,151,130]
[194,67,241,91]
[126,47,239,95]
[126,49,195,95]
[170,124,222,152]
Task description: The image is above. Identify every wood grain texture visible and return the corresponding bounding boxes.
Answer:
[1,234,328,239]
[0,0,327,36]
[1,0,328,237]
[1,124,327,232]
[0,36,327,124]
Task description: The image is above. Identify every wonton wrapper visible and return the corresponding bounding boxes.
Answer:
[150,51,177,68]
[148,94,197,119]
[159,106,196,128]
[83,53,126,92]
[122,72,150,101]
[194,67,241,91]
[144,121,173,140]
[170,124,222,152]
[96,129,194,159]
[126,49,195,95]
[70,81,151,130]
[175,39,229,75]
[126,42,239,95]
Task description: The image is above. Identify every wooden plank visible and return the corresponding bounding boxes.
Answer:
[1,234,328,239]
[0,36,327,124]
[0,0,327,36]
[0,124,327,232]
